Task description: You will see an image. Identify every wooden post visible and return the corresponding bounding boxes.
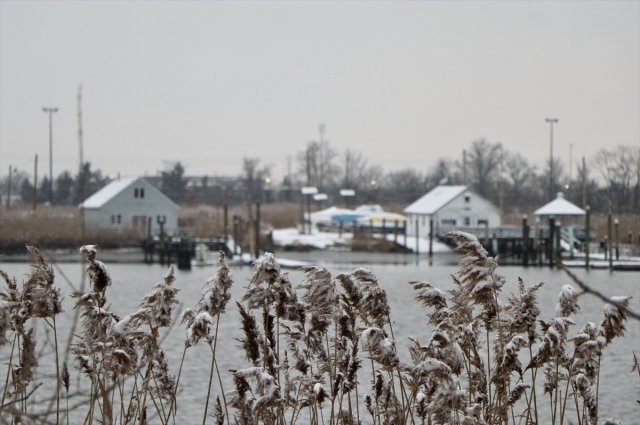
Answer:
[339,220,343,238]
[415,218,419,255]
[533,218,540,264]
[158,215,166,266]
[394,220,398,243]
[538,226,544,266]
[548,216,555,268]
[484,220,489,246]
[614,218,619,260]
[147,218,153,263]
[224,204,228,244]
[306,194,311,235]
[404,219,407,248]
[555,221,562,266]
[255,201,261,257]
[300,191,305,234]
[429,219,434,259]
[32,155,38,213]
[585,207,590,269]
[522,215,529,267]
[233,215,239,255]
[608,213,613,270]
[382,218,386,240]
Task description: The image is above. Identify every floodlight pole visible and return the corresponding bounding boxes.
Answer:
[43,107,59,204]
[546,118,558,201]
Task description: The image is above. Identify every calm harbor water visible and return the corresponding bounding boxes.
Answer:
[1,251,639,424]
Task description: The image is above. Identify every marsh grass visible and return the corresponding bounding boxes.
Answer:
[0,206,141,253]
[180,204,302,238]
[0,232,637,425]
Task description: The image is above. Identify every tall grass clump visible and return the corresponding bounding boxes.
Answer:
[0,232,637,424]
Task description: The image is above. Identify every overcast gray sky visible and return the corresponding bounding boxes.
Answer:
[1,1,638,183]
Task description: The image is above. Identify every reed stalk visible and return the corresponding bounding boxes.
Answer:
[167,346,187,420]
[0,335,17,408]
[202,314,221,425]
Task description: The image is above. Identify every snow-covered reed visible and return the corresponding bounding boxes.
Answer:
[0,233,637,425]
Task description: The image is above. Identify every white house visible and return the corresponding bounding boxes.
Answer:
[80,177,179,233]
[403,185,501,237]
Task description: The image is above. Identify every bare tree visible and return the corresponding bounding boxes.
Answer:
[467,139,503,198]
[297,140,339,192]
[383,168,427,203]
[504,152,538,209]
[341,149,369,190]
[242,157,271,201]
[540,156,566,201]
[592,145,639,213]
[426,157,462,188]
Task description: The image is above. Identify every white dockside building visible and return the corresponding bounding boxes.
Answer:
[79,177,179,233]
[403,185,501,237]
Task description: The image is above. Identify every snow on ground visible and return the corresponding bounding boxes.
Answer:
[271,228,452,254]
[272,228,351,249]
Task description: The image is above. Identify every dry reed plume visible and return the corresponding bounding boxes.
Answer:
[0,232,637,425]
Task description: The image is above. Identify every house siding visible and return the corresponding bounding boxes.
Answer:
[82,178,178,233]
[404,188,501,236]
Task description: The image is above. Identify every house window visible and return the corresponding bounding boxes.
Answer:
[117,214,122,225]
[441,219,456,226]
[140,188,145,198]
[464,217,471,226]
[111,215,115,224]
[465,195,471,203]
[135,188,139,198]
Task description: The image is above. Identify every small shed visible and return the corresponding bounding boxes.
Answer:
[403,185,502,237]
[80,177,179,233]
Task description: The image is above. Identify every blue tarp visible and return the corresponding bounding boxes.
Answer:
[331,213,361,223]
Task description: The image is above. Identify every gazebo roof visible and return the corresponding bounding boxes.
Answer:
[534,192,585,216]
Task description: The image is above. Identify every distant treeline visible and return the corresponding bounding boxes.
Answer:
[2,139,638,214]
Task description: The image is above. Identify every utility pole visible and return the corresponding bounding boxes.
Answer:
[318,123,326,190]
[43,107,59,204]
[499,144,504,211]
[32,155,38,213]
[582,157,587,208]
[463,149,467,185]
[546,118,558,201]
[78,86,85,244]
[6,165,12,210]
[569,143,573,188]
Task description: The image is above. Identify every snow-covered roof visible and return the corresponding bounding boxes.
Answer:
[80,177,138,209]
[534,192,585,216]
[403,185,468,215]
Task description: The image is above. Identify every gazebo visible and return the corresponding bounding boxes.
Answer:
[534,192,586,256]
[534,192,585,217]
